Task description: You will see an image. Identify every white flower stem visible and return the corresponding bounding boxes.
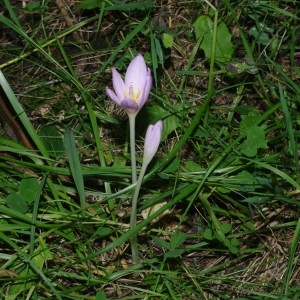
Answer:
[130,161,148,264]
[128,114,137,183]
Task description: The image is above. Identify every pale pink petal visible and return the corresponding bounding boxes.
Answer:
[121,99,139,112]
[143,120,163,165]
[106,87,121,105]
[139,68,152,108]
[125,54,147,94]
[112,68,126,101]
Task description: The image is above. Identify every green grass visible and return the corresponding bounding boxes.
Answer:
[0,0,299,299]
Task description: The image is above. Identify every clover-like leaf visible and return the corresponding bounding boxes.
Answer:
[241,125,268,157]
[19,177,40,204]
[6,193,29,213]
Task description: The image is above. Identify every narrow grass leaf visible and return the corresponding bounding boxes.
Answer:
[151,32,158,85]
[269,58,300,95]
[3,0,23,29]
[253,160,300,190]
[279,83,299,171]
[64,128,86,217]
[30,175,47,254]
[282,218,300,296]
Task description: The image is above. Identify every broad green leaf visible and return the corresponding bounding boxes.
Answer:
[170,232,187,249]
[194,15,233,65]
[161,114,180,141]
[19,177,40,204]
[137,105,181,141]
[6,193,28,214]
[195,15,212,42]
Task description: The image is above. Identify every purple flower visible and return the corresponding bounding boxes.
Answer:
[143,120,163,165]
[106,54,152,115]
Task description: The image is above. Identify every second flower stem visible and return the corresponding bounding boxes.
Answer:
[130,161,148,264]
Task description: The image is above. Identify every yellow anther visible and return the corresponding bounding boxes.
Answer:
[126,83,141,104]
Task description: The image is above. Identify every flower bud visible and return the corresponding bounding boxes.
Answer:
[143,120,163,166]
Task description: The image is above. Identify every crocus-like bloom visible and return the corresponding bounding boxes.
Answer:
[143,120,163,166]
[106,54,152,114]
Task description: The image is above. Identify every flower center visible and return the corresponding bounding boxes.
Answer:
[126,83,141,103]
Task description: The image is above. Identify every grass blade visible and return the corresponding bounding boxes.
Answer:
[279,83,299,172]
[282,218,300,296]
[64,127,86,217]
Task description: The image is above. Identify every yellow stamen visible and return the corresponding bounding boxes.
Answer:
[125,83,141,104]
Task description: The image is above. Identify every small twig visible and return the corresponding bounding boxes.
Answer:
[0,90,35,150]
